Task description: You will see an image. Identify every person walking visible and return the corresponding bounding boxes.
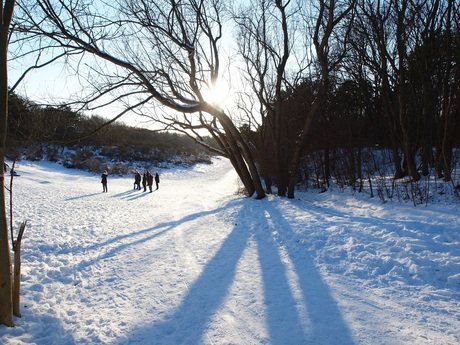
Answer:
[142,171,147,192]
[155,172,160,190]
[147,170,154,193]
[134,170,141,190]
[101,170,108,193]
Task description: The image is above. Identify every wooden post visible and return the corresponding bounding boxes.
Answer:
[13,221,26,318]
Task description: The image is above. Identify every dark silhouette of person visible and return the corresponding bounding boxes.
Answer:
[147,170,154,193]
[101,170,108,192]
[134,170,141,190]
[142,171,147,192]
[155,172,160,190]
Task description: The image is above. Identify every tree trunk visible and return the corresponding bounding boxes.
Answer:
[357,147,363,193]
[0,162,13,327]
[211,108,265,199]
[396,3,420,182]
[287,97,322,198]
[0,0,16,327]
[0,25,11,329]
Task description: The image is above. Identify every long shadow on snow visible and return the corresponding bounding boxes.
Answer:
[115,197,355,344]
[116,199,252,344]
[65,192,102,201]
[258,199,356,344]
[73,206,228,271]
[242,198,311,344]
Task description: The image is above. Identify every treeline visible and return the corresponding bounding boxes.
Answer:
[244,62,460,189]
[238,8,460,200]
[6,92,214,173]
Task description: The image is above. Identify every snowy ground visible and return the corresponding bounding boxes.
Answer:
[0,157,459,345]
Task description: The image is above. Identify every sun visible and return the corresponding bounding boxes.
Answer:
[208,81,230,107]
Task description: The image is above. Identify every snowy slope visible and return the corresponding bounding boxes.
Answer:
[0,157,459,344]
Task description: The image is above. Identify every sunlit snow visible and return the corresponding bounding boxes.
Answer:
[1,157,459,344]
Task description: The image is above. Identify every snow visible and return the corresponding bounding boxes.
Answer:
[1,157,459,344]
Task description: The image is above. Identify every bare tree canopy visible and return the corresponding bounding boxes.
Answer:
[12,0,225,114]
[12,0,267,198]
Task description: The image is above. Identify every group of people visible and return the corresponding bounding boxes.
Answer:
[133,170,160,193]
[100,169,160,193]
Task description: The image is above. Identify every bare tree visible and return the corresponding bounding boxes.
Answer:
[232,0,298,197]
[12,0,266,198]
[286,0,355,198]
[353,0,460,185]
[13,0,357,200]
[0,0,16,328]
[431,0,460,182]
[233,0,355,198]
[351,0,405,179]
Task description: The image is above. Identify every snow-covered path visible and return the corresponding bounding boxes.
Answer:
[1,157,459,344]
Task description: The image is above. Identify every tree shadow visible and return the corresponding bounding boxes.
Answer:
[288,196,460,292]
[258,200,356,344]
[134,223,251,344]
[73,206,229,271]
[113,197,356,344]
[106,199,251,344]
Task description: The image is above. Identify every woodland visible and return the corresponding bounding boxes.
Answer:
[6,91,215,172]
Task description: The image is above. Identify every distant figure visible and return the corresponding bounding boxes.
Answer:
[101,170,108,193]
[142,172,147,192]
[155,172,160,190]
[4,162,18,176]
[147,170,154,193]
[134,170,141,190]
